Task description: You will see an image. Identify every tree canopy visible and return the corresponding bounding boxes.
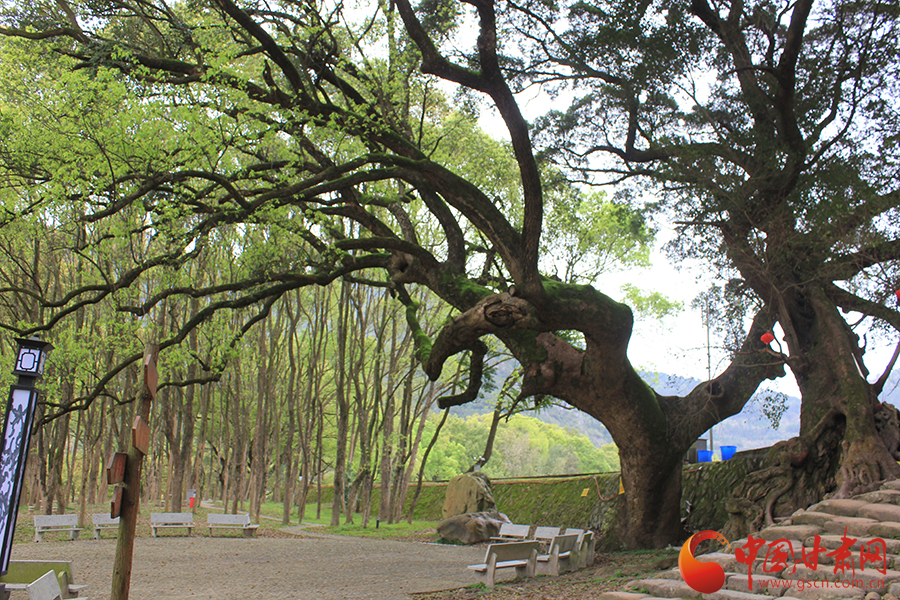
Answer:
[0,0,895,549]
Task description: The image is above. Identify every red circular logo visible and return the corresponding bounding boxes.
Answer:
[679,530,731,593]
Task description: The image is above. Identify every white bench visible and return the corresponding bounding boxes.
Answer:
[207,514,259,538]
[532,525,563,543]
[565,528,595,568]
[150,512,196,537]
[467,540,539,587]
[489,522,530,542]
[33,515,82,543]
[536,533,580,576]
[91,514,119,539]
[1,560,88,598]
[25,570,89,600]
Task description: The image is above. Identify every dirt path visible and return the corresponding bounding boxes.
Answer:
[7,532,486,600]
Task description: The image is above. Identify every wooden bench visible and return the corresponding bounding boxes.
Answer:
[0,560,89,598]
[489,522,530,542]
[207,514,259,538]
[536,533,579,576]
[91,514,119,539]
[33,515,82,543]
[150,512,196,537]
[467,541,539,587]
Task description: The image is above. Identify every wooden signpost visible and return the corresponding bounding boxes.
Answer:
[106,452,128,519]
[110,345,158,600]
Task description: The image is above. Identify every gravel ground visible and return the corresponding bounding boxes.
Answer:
[5,529,487,600]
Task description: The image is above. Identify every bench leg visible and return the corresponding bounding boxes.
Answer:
[34,531,43,543]
[525,550,537,578]
[151,527,158,537]
[242,528,255,538]
[484,555,497,587]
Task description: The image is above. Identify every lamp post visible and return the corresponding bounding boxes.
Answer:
[0,337,52,591]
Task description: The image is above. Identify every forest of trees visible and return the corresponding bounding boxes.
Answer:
[0,0,898,549]
[2,281,478,527]
[421,413,620,480]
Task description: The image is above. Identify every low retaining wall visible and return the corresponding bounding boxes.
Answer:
[488,454,765,549]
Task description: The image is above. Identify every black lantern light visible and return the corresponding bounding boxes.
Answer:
[0,336,53,577]
[12,337,53,380]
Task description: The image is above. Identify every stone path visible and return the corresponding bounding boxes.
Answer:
[610,479,900,600]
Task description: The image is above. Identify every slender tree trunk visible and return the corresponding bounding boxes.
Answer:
[281,309,299,525]
[331,281,351,526]
[408,408,449,522]
[250,320,269,522]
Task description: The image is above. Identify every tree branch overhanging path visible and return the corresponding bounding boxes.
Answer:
[0,0,883,549]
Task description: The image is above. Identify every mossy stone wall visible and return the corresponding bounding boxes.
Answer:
[310,456,760,548]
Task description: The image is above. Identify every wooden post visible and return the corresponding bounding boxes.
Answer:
[110,345,158,600]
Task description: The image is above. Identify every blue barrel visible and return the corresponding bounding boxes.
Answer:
[720,445,737,460]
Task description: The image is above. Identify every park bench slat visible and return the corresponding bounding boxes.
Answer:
[91,514,119,539]
[536,533,580,576]
[33,516,82,543]
[489,523,530,542]
[206,514,259,538]
[0,559,88,598]
[150,512,196,537]
[467,541,539,587]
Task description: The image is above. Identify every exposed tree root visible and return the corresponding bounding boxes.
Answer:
[724,404,900,539]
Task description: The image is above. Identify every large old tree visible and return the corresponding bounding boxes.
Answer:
[0,0,829,548]
[518,0,900,527]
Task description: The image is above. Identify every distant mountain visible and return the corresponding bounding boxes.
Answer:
[640,372,801,453]
[452,370,801,455]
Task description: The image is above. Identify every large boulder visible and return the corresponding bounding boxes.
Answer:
[441,471,497,519]
[437,511,511,544]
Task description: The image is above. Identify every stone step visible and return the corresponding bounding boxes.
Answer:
[704,589,796,600]
[625,578,700,598]
[869,522,900,540]
[600,593,654,600]
[880,480,900,491]
[823,517,880,537]
[804,545,900,570]
[808,499,870,518]
[758,525,823,542]
[813,533,900,554]
[726,572,791,596]
[652,567,682,581]
[859,503,900,523]
[599,593,677,600]
[853,489,900,506]
[792,510,839,528]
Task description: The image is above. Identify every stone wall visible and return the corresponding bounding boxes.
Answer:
[488,455,765,550]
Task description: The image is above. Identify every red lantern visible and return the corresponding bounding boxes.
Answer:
[761,331,775,344]
[894,290,900,300]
